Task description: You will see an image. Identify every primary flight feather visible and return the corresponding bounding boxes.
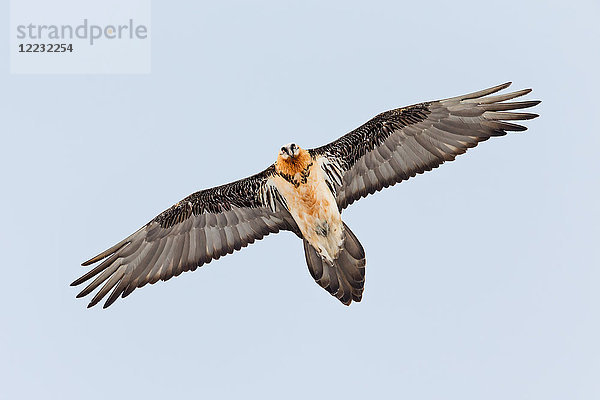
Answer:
[72,82,540,308]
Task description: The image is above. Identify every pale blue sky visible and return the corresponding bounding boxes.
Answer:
[1,1,599,399]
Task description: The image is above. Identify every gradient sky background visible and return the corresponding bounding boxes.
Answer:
[2,1,599,399]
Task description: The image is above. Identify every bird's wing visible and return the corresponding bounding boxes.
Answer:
[71,164,298,308]
[309,82,540,210]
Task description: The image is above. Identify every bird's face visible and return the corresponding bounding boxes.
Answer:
[279,143,300,160]
[276,142,311,177]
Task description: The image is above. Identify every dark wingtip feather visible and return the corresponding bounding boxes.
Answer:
[458,82,513,101]
[102,296,119,310]
[75,284,98,299]
[85,287,107,308]
[484,111,540,121]
[71,254,119,287]
[482,100,541,112]
[503,122,528,131]
[82,254,106,266]
[482,120,528,132]
[520,88,532,95]
[495,82,512,90]
[103,280,128,309]
[81,235,135,266]
[71,276,88,287]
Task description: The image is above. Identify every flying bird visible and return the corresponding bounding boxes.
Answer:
[72,82,540,308]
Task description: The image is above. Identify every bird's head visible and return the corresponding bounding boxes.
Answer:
[278,143,300,160]
[276,142,312,177]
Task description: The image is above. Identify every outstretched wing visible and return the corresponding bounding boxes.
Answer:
[71,165,298,309]
[310,82,540,210]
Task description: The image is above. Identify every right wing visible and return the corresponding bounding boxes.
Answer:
[71,164,299,309]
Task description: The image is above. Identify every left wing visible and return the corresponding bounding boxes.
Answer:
[72,165,299,309]
[310,82,540,210]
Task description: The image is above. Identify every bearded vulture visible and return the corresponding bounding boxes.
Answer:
[72,82,540,308]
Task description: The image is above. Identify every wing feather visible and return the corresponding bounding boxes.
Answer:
[72,165,298,308]
[311,82,540,209]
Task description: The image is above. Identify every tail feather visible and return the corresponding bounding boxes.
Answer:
[303,222,366,305]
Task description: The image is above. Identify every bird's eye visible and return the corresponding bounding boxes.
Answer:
[281,147,286,153]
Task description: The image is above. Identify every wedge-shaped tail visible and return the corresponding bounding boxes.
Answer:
[303,222,366,305]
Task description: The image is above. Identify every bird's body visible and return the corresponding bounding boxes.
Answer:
[72,82,540,308]
[273,147,344,262]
